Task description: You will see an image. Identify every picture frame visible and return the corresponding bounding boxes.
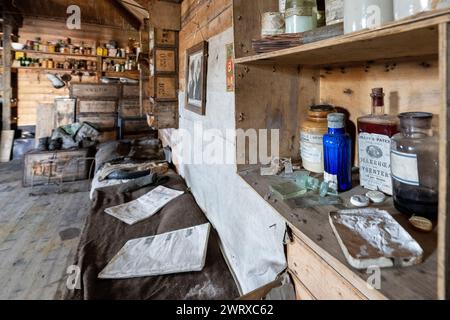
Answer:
[185,41,208,115]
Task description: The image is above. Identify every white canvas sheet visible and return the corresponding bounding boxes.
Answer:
[98,223,211,279]
[105,186,184,225]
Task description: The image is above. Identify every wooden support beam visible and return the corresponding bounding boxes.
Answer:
[2,17,13,130]
[439,22,450,300]
[107,0,142,30]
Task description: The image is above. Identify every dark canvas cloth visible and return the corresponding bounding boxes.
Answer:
[64,173,239,300]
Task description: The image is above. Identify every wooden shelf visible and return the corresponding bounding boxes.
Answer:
[239,166,437,300]
[235,9,450,66]
[16,66,98,73]
[14,49,99,59]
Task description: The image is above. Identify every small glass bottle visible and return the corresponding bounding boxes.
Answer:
[300,104,335,173]
[391,112,439,221]
[324,113,352,192]
[358,88,399,195]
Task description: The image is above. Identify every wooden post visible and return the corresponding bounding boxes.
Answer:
[2,17,12,131]
[438,22,450,300]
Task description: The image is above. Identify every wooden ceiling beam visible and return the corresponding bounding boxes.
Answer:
[107,0,142,30]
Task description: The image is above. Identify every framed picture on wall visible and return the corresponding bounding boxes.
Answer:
[185,41,208,115]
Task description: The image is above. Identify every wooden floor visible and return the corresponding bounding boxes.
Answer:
[0,160,91,300]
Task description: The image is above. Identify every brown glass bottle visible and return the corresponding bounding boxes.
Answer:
[357,88,399,195]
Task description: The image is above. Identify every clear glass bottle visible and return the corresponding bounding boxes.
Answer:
[324,113,352,192]
[285,0,316,33]
[391,112,439,221]
[300,104,335,173]
[358,88,399,195]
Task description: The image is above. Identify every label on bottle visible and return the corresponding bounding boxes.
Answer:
[324,172,338,191]
[301,132,324,168]
[391,150,420,186]
[358,133,393,195]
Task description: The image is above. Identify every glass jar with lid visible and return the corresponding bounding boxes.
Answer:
[390,112,439,221]
[285,0,316,33]
[300,104,335,173]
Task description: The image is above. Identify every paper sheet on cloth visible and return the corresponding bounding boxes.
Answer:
[105,186,184,225]
[98,223,211,279]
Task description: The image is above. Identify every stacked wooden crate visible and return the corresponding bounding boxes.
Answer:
[71,83,121,143]
[118,84,154,139]
[147,28,179,129]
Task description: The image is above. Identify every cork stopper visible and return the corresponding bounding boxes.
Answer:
[327,113,345,129]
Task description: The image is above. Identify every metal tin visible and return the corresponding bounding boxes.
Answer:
[261,12,286,36]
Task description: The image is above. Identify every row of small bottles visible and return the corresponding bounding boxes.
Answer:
[300,88,439,221]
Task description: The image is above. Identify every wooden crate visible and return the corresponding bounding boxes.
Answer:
[148,76,178,101]
[70,83,121,99]
[122,84,140,98]
[119,99,141,118]
[155,48,177,74]
[119,117,153,139]
[77,100,118,114]
[55,98,76,128]
[155,29,177,47]
[148,102,179,129]
[77,114,117,131]
[23,148,93,187]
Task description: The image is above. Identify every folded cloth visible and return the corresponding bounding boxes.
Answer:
[98,161,169,182]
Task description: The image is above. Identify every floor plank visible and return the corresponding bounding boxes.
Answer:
[0,160,90,300]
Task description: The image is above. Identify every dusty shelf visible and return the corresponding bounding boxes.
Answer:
[235,9,450,66]
[238,166,437,300]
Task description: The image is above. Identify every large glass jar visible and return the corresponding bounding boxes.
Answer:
[390,112,439,221]
[285,0,316,33]
[300,104,335,173]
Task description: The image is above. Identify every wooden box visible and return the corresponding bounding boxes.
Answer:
[155,48,177,74]
[122,84,140,98]
[119,117,153,139]
[155,29,177,47]
[148,76,178,101]
[119,99,141,118]
[70,83,121,99]
[77,100,118,114]
[23,149,93,187]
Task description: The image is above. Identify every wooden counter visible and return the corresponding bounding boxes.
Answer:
[239,166,437,300]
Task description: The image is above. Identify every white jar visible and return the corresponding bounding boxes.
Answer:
[344,0,394,34]
[394,0,450,20]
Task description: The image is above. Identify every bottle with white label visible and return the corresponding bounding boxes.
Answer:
[391,112,439,221]
[357,88,399,195]
[300,105,335,173]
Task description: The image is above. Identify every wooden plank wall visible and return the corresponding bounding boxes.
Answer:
[17,18,139,126]
[179,0,233,90]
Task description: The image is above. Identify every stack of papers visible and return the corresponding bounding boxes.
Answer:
[98,223,211,279]
[105,186,184,225]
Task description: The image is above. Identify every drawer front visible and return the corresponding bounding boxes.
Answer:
[287,235,366,300]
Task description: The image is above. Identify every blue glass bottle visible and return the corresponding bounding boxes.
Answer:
[323,113,352,192]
